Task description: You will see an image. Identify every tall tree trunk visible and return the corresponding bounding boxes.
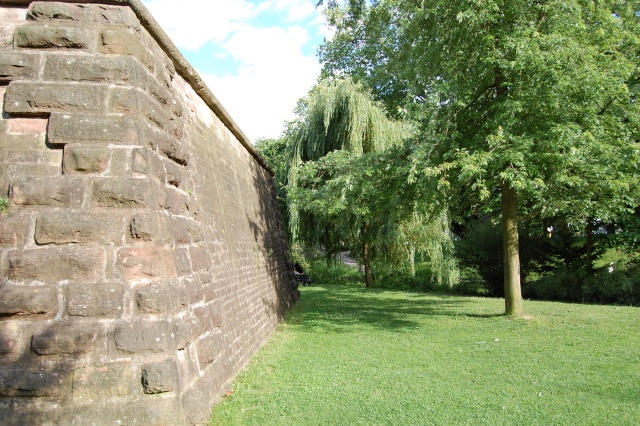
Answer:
[585,218,594,274]
[363,240,373,288]
[408,245,416,277]
[502,182,524,317]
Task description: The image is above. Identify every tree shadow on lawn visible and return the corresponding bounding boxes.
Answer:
[293,286,505,333]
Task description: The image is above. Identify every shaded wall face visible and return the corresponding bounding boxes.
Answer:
[0,2,296,425]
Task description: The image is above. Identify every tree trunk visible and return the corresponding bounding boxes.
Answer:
[363,241,373,288]
[408,245,416,277]
[585,218,594,274]
[502,182,524,317]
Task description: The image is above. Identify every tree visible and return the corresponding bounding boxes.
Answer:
[320,0,640,316]
[286,77,413,286]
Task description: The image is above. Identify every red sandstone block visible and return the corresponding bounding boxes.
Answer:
[28,2,141,29]
[141,359,179,394]
[144,126,189,166]
[190,246,212,272]
[48,113,143,146]
[6,247,105,283]
[14,24,96,50]
[7,117,48,135]
[43,54,142,85]
[0,367,67,398]
[0,215,30,248]
[0,51,40,82]
[196,333,222,368]
[35,212,124,245]
[72,363,133,399]
[129,213,172,243]
[113,319,173,354]
[63,145,109,174]
[10,177,84,207]
[31,322,103,355]
[116,246,176,280]
[0,281,58,318]
[92,178,166,209]
[4,81,107,115]
[66,282,124,317]
[163,187,189,216]
[134,281,176,314]
[99,27,154,71]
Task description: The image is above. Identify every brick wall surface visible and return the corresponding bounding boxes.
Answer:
[0,2,297,425]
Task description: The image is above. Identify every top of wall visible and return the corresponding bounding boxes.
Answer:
[0,0,274,176]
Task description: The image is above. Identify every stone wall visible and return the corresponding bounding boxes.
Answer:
[0,1,297,424]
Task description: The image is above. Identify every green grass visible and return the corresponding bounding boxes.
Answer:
[209,285,640,425]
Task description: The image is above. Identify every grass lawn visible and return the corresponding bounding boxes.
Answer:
[209,284,640,425]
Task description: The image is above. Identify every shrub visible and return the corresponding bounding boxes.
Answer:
[0,197,8,214]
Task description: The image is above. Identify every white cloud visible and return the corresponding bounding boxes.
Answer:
[203,25,321,141]
[142,0,325,141]
[143,0,253,50]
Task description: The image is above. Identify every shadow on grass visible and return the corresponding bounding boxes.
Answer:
[291,285,505,333]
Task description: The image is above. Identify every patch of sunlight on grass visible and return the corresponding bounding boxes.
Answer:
[209,285,640,426]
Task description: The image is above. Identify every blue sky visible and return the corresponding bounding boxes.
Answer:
[141,0,330,142]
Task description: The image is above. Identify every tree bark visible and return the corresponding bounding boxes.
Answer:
[502,182,524,317]
[585,218,594,274]
[363,241,373,288]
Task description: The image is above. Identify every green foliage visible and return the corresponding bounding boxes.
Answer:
[0,197,8,214]
[320,0,640,313]
[210,285,640,425]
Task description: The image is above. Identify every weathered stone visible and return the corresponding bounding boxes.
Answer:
[190,246,211,272]
[66,282,123,317]
[63,145,109,174]
[114,320,173,354]
[131,148,149,174]
[6,117,48,134]
[14,24,95,49]
[145,127,189,165]
[0,323,22,357]
[163,160,185,188]
[174,246,191,277]
[196,333,222,368]
[48,113,142,146]
[99,27,154,71]
[0,281,57,317]
[28,2,141,29]
[171,217,193,244]
[35,212,123,245]
[117,246,176,280]
[129,213,171,243]
[0,367,67,397]
[108,148,128,177]
[7,247,105,283]
[0,215,30,247]
[59,399,183,426]
[43,55,141,85]
[163,187,188,216]
[31,322,102,355]
[72,363,132,399]
[92,178,166,208]
[4,81,106,115]
[0,52,39,82]
[108,86,143,115]
[172,319,192,351]
[135,281,175,314]
[10,177,84,207]
[181,362,231,426]
[141,359,178,394]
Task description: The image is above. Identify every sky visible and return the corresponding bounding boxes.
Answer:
[141,0,330,142]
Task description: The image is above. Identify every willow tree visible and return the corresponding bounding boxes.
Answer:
[287,77,413,287]
[320,0,640,316]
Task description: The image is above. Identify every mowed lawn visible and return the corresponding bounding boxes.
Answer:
[209,285,640,425]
